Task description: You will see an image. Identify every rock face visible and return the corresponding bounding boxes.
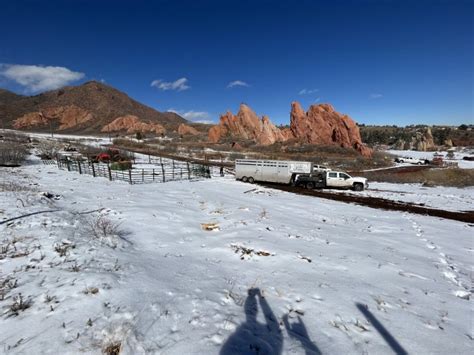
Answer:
[13,105,93,130]
[393,128,436,151]
[178,123,199,136]
[413,128,435,151]
[208,104,286,145]
[208,102,372,156]
[289,102,372,157]
[101,115,165,135]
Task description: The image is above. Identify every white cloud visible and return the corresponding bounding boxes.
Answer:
[151,77,190,91]
[369,93,383,99]
[167,109,213,124]
[0,64,84,92]
[299,88,319,95]
[227,80,249,88]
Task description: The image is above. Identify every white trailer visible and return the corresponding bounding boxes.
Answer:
[235,159,312,184]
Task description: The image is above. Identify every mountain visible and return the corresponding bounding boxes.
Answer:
[208,102,372,156]
[0,81,186,134]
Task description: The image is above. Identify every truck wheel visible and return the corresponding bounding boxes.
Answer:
[242,176,248,182]
[306,182,314,190]
[353,183,363,191]
[248,177,255,184]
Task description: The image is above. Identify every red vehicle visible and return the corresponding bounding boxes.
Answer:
[96,152,111,162]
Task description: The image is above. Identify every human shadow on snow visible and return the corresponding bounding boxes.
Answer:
[283,314,321,355]
[220,288,320,355]
[220,288,283,355]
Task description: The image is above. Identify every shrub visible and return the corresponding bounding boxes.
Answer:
[0,141,28,166]
[36,140,62,159]
[110,161,132,170]
[85,214,127,248]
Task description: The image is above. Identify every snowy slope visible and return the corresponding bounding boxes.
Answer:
[0,160,472,354]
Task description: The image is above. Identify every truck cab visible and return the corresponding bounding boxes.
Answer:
[296,171,368,191]
[325,171,368,191]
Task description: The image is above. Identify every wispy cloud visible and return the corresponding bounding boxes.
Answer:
[314,97,321,103]
[369,93,383,99]
[227,80,249,88]
[299,88,319,95]
[151,77,190,91]
[167,109,213,123]
[0,63,84,92]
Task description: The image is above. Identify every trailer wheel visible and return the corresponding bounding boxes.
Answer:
[306,182,315,190]
[353,183,363,191]
[247,177,255,184]
[242,176,248,182]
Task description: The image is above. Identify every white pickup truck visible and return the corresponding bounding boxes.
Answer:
[395,156,425,165]
[295,171,368,191]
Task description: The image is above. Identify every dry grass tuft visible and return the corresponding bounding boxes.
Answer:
[103,342,121,355]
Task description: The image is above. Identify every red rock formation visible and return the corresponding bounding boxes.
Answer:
[13,105,93,130]
[178,123,199,136]
[289,102,372,157]
[208,102,372,157]
[101,115,165,135]
[208,104,286,145]
[13,112,49,129]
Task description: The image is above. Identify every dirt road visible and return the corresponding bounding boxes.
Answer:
[258,182,474,224]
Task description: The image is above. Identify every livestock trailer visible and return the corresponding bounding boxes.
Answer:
[235,159,312,184]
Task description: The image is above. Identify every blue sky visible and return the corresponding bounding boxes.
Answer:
[0,0,472,125]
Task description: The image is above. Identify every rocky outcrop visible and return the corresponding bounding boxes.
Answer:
[208,102,372,156]
[178,123,199,136]
[13,105,93,130]
[208,104,287,145]
[289,102,372,157]
[392,128,436,151]
[101,115,165,135]
[13,112,49,129]
[413,128,435,151]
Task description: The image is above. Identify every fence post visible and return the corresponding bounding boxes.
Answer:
[92,163,96,177]
[142,169,144,183]
[172,160,175,180]
[187,162,191,179]
[152,168,155,181]
[108,165,112,181]
[161,162,165,182]
[129,169,132,184]
[78,160,82,174]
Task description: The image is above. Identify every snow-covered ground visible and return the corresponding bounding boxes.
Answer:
[327,182,474,212]
[387,149,474,169]
[1,158,473,354]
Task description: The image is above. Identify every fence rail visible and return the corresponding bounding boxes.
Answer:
[56,155,209,184]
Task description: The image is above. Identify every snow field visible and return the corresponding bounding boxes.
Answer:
[0,160,472,354]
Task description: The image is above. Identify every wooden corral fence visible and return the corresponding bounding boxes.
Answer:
[56,155,210,184]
